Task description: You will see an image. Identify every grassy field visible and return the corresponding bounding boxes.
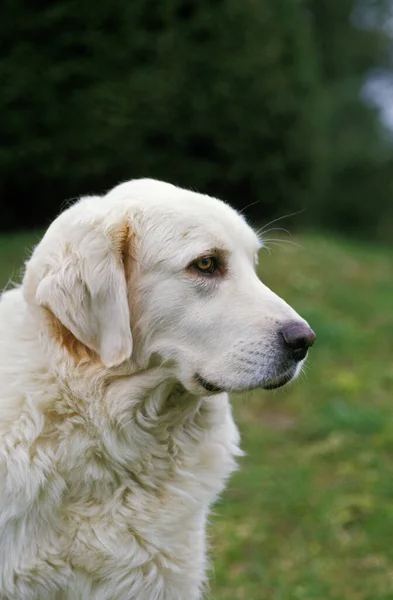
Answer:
[1,231,393,599]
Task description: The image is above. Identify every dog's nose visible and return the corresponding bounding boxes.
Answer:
[280,322,316,361]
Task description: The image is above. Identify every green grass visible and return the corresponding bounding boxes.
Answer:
[1,231,393,600]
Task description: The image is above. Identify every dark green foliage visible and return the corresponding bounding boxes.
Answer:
[304,0,393,237]
[0,0,392,237]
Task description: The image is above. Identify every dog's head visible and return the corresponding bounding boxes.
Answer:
[24,179,315,393]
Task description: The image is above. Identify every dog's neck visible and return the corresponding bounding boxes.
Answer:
[51,365,227,496]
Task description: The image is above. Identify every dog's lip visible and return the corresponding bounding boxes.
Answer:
[261,371,294,390]
[195,374,224,393]
[196,367,297,393]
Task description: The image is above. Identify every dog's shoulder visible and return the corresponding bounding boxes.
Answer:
[0,287,57,431]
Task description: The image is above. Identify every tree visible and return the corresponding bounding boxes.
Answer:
[0,0,320,229]
[305,0,393,237]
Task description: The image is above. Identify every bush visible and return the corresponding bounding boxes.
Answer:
[0,0,320,229]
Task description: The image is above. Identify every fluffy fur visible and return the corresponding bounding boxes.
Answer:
[0,179,312,599]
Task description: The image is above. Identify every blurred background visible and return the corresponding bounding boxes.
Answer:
[1,1,393,599]
[1,0,393,238]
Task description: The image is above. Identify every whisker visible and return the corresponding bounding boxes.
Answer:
[258,209,306,234]
[261,242,286,253]
[299,369,308,383]
[262,238,303,249]
[238,200,261,215]
[257,226,291,236]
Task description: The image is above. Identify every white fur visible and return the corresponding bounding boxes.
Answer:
[0,179,310,599]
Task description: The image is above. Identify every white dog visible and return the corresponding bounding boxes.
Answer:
[0,179,315,599]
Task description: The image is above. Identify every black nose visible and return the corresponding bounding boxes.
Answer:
[280,322,316,361]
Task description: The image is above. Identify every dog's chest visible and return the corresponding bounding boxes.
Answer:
[58,395,241,592]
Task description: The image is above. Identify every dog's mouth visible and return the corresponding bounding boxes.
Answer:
[195,374,224,394]
[196,367,297,394]
[261,371,295,390]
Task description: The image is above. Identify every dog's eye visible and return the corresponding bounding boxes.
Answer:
[192,256,218,274]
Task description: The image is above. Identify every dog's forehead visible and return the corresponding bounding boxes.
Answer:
[138,187,260,257]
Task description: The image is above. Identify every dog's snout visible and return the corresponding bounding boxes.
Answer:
[280,322,316,361]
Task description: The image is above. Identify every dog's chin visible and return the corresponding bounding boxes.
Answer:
[195,366,299,394]
[261,371,295,390]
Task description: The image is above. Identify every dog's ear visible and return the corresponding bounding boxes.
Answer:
[35,221,133,368]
